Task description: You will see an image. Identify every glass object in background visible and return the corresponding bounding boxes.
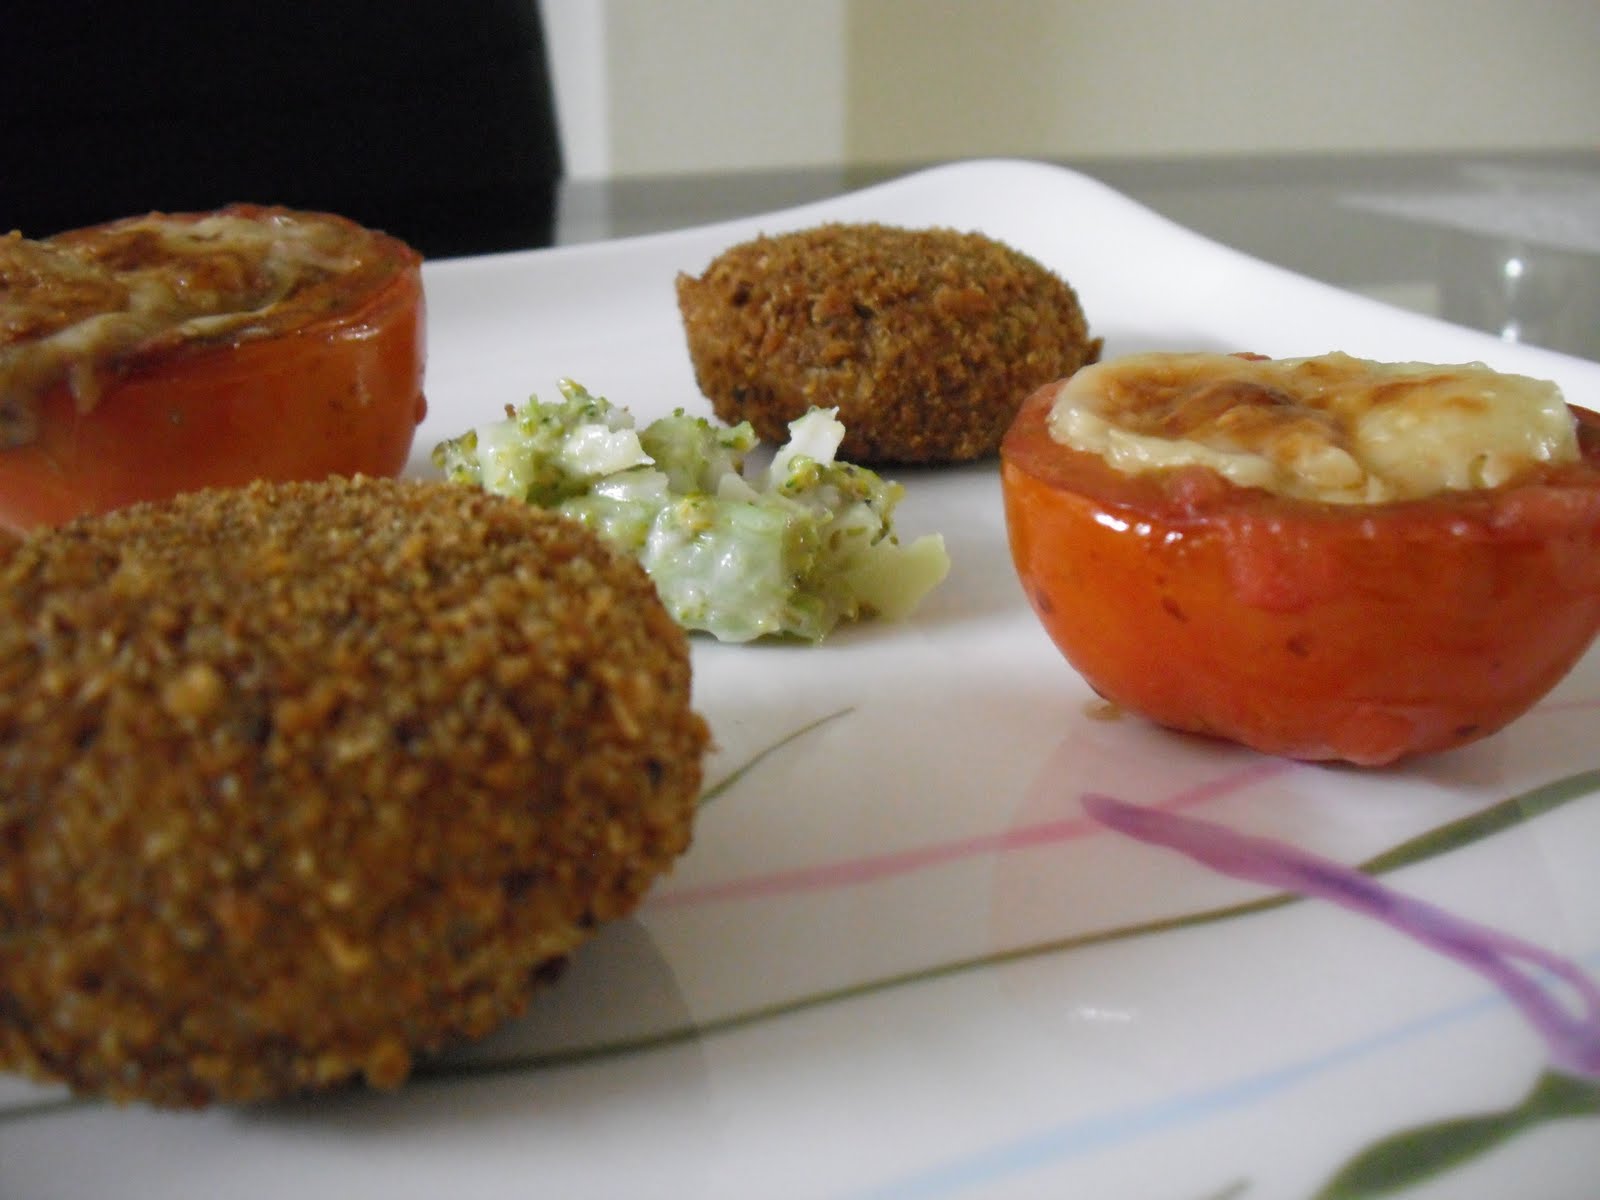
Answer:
[1346,162,1600,361]
[1438,236,1600,361]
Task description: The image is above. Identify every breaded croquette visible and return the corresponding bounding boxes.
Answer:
[0,476,708,1108]
[676,222,1101,464]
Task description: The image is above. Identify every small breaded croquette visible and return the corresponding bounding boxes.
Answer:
[676,222,1102,464]
[0,476,708,1108]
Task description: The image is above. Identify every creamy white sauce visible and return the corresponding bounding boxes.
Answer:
[1047,351,1579,503]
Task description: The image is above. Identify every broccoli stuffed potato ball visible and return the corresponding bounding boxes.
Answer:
[0,476,708,1108]
[676,222,1101,464]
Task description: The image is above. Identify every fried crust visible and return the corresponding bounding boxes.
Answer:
[676,222,1101,464]
[0,477,708,1107]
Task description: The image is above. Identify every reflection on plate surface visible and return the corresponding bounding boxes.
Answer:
[4,161,1598,1199]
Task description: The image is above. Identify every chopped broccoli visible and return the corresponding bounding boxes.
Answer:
[432,380,949,642]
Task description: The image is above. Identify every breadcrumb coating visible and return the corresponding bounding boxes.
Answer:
[676,222,1101,464]
[0,476,708,1107]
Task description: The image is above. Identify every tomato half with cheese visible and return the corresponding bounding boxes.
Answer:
[0,205,426,536]
[1000,351,1600,766]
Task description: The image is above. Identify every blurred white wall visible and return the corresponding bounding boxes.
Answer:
[542,0,1600,180]
[541,0,848,179]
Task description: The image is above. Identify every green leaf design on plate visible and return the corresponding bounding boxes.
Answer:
[1196,1177,1252,1200]
[698,706,854,807]
[0,1095,79,1124]
[1360,767,1600,876]
[5,760,1596,1120]
[1313,1070,1600,1199]
[409,765,1600,1083]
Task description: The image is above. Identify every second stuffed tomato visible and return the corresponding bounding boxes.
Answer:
[1001,351,1600,766]
[0,205,426,536]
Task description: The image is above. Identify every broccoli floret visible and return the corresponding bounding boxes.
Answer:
[433,382,949,642]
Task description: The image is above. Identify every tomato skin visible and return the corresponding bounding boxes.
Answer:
[1001,381,1600,765]
[0,209,426,536]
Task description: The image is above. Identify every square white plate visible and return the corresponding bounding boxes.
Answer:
[5,159,1598,1200]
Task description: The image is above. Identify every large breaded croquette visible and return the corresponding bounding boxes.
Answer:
[0,476,708,1108]
[676,222,1102,464]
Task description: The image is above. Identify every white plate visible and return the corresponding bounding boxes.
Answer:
[4,159,1598,1199]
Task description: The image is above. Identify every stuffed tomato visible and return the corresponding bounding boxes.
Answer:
[1000,351,1600,766]
[0,205,426,535]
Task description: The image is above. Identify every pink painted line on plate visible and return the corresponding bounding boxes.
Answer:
[650,691,1594,914]
[648,757,1294,911]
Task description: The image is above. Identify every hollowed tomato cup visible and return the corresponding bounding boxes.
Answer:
[1000,381,1600,766]
[0,207,427,536]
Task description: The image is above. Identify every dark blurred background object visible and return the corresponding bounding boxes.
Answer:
[0,2,562,257]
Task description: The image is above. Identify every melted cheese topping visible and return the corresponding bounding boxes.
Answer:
[1047,351,1580,503]
[1,207,407,448]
